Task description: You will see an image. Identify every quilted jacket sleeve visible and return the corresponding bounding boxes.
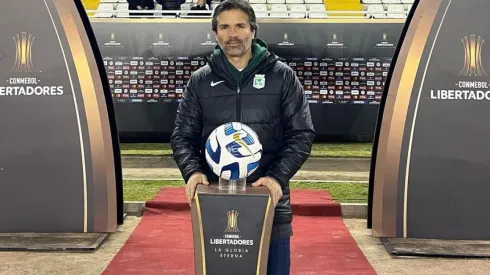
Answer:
[265,66,315,189]
[170,79,206,183]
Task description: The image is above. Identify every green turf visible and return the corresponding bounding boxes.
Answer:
[120,143,372,158]
[123,180,368,203]
[121,143,173,156]
[310,143,372,158]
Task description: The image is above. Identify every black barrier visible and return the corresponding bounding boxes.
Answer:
[0,0,122,233]
[370,0,490,242]
[89,18,405,142]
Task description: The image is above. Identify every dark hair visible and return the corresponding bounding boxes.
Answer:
[211,0,258,37]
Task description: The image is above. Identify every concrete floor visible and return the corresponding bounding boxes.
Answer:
[344,219,490,275]
[0,217,141,275]
[1,217,490,275]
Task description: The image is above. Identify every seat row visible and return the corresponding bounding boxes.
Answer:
[94,0,411,19]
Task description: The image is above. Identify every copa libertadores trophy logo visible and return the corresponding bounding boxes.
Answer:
[459,34,488,77]
[209,209,253,259]
[225,210,240,233]
[12,32,35,73]
[430,34,490,101]
[0,31,64,97]
[277,32,295,47]
[326,32,345,48]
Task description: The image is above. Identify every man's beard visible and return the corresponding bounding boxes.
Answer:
[222,38,248,57]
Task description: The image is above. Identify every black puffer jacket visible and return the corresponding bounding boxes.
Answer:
[170,39,315,234]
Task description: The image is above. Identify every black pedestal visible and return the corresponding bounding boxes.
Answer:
[191,184,274,275]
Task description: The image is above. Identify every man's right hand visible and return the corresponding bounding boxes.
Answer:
[185,172,209,205]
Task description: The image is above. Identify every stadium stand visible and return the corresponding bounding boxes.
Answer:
[90,0,412,18]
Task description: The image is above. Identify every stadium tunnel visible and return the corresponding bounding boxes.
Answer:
[84,0,412,143]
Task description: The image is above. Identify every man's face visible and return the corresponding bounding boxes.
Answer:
[215,9,255,57]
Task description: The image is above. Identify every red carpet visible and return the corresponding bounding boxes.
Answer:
[102,187,375,275]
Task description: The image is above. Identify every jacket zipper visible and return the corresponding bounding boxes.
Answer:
[234,57,274,123]
[236,86,241,122]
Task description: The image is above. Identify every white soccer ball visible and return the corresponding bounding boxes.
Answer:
[205,122,262,180]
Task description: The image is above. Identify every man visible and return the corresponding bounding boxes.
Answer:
[170,0,315,273]
[188,0,210,16]
[127,0,155,17]
[155,0,185,10]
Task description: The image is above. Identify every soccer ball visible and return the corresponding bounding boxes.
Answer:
[205,122,262,180]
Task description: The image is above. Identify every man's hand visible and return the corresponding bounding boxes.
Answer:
[185,172,209,205]
[252,177,283,208]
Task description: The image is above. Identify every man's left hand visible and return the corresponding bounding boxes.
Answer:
[252,177,283,208]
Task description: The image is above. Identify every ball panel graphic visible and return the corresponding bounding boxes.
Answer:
[205,133,221,164]
[205,122,262,180]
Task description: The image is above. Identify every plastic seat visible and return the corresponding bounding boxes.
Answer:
[268,0,286,4]
[308,4,327,18]
[251,4,269,17]
[115,3,130,18]
[289,4,307,18]
[387,4,406,18]
[304,0,323,4]
[96,3,114,18]
[367,4,386,18]
[269,4,289,18]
